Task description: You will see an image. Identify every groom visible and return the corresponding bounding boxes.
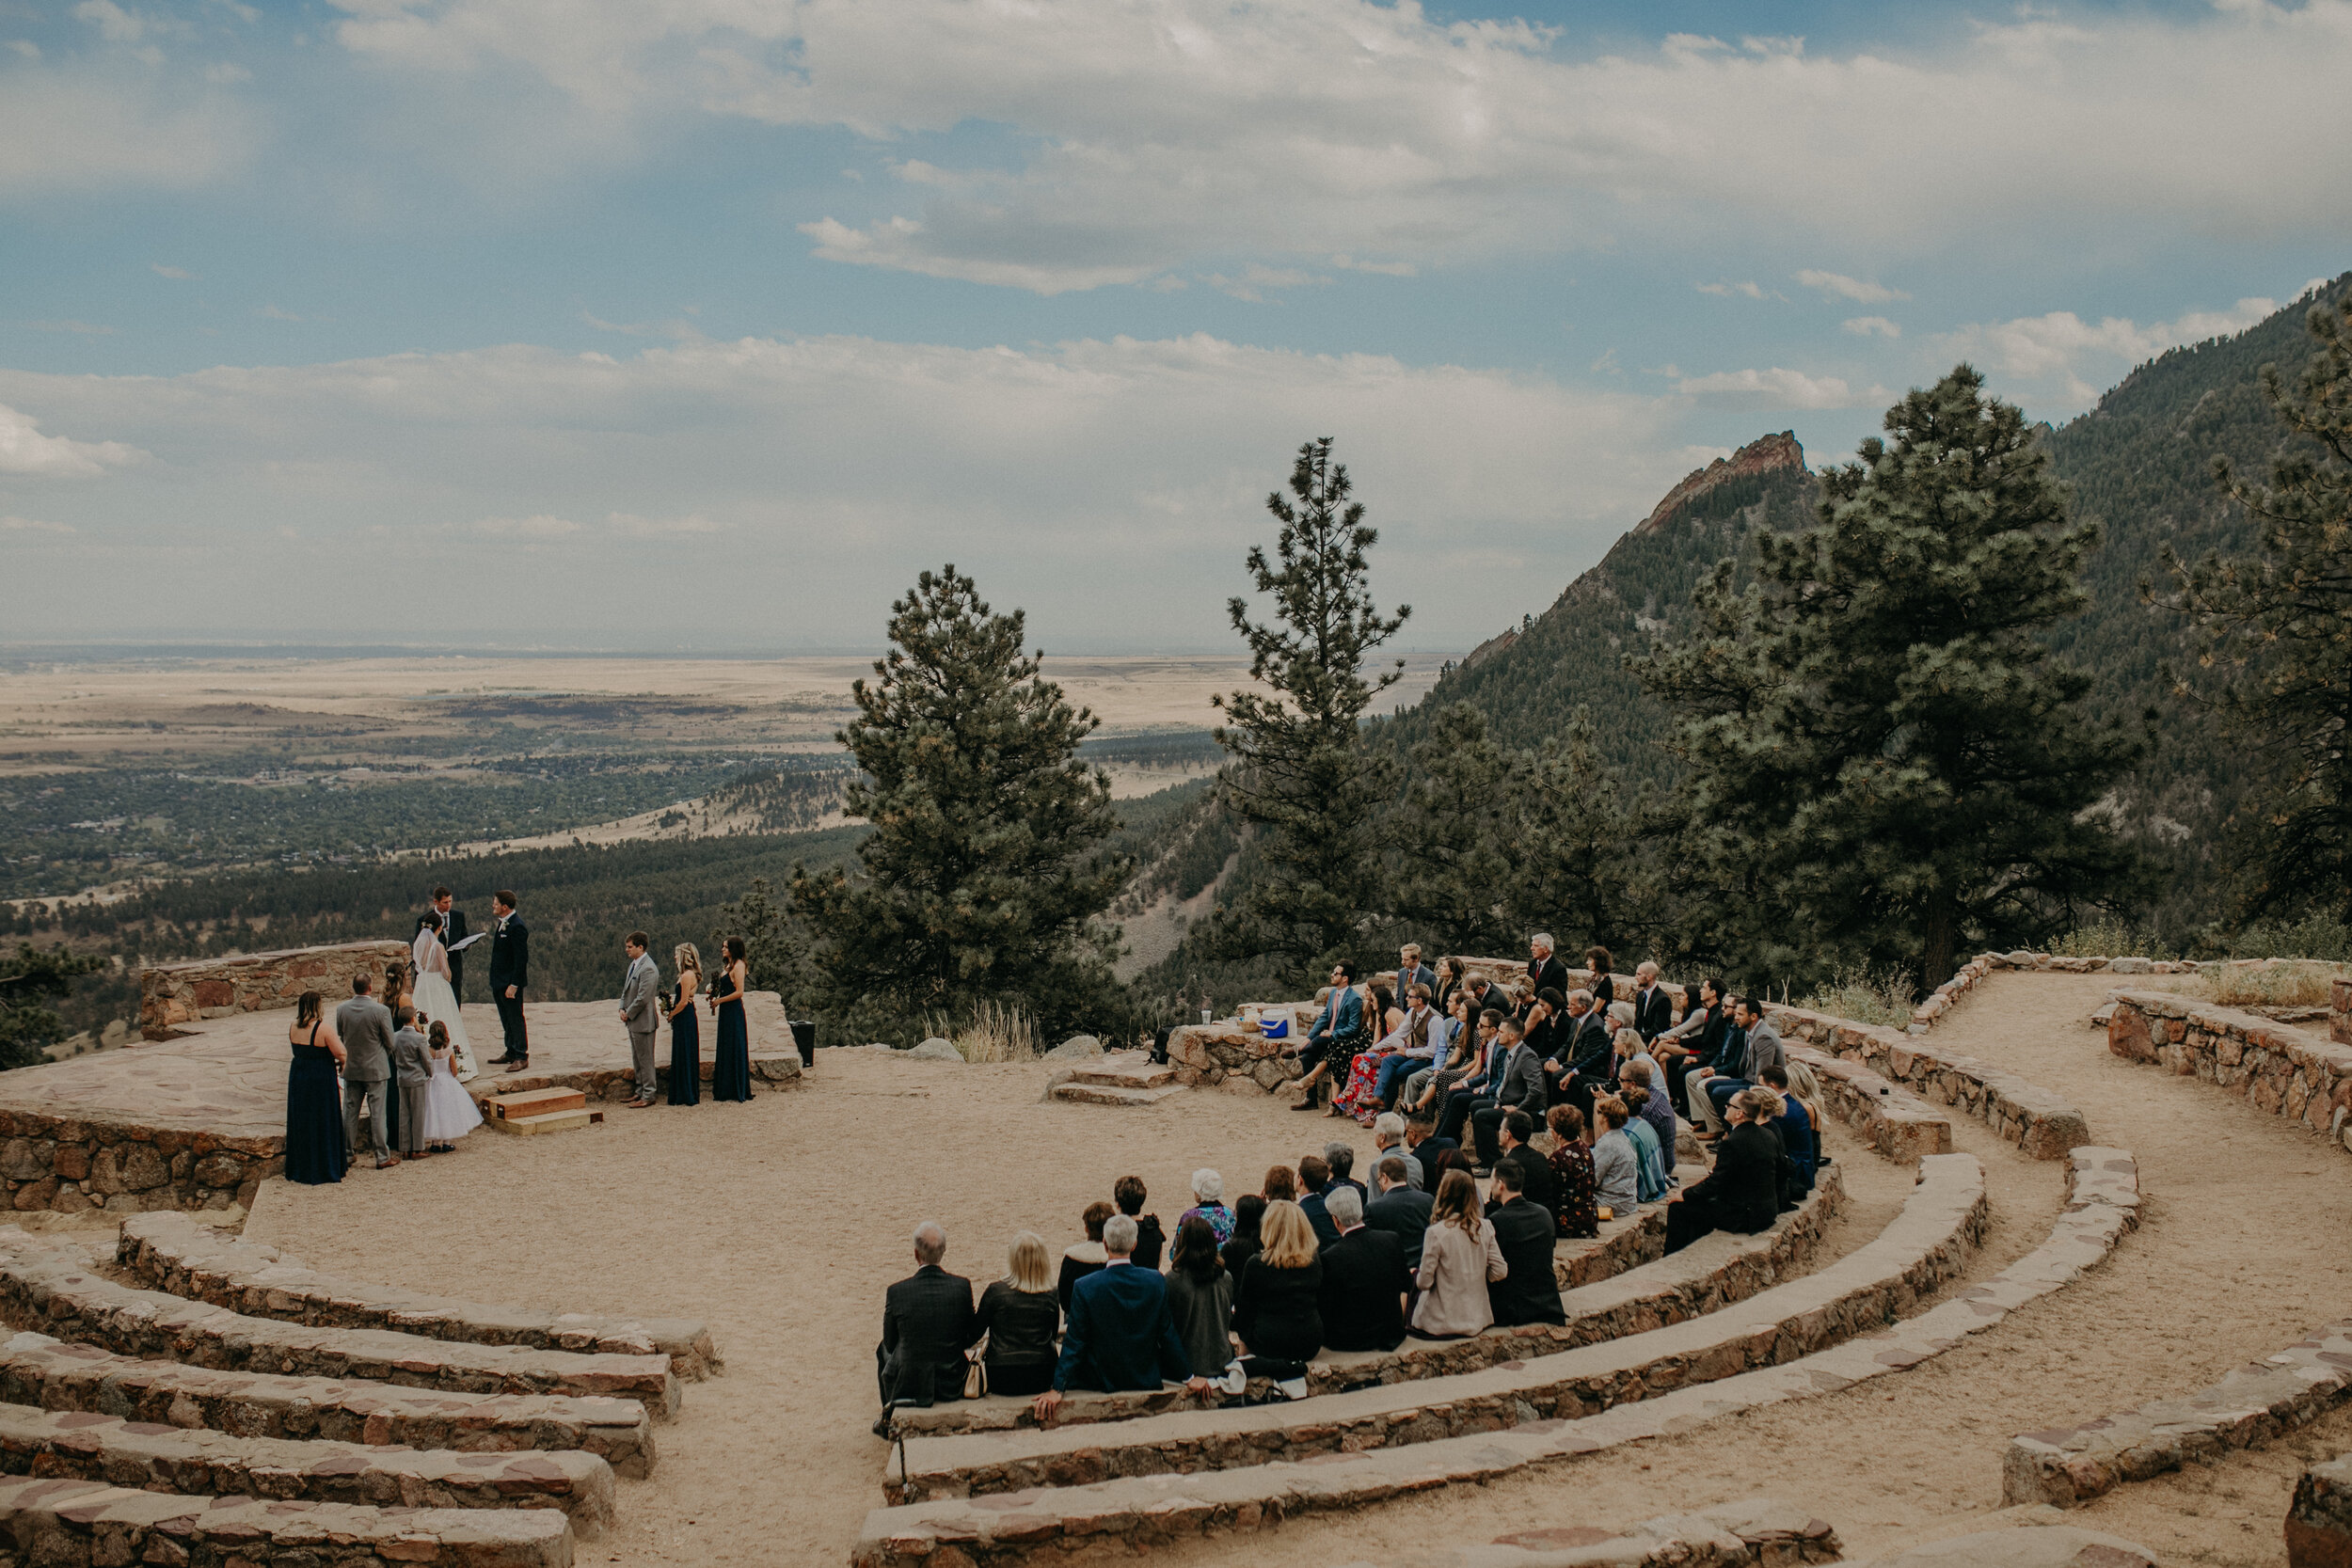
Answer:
[488,890,531,1071]
[427,885,469,999]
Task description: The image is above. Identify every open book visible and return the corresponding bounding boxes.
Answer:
[448,932,489,952]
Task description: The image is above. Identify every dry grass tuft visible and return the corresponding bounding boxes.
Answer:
[2195,960,2349,1011]
[1795,966,1917,1028]
[938,1001,1043,1063]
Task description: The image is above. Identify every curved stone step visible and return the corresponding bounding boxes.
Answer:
[1366,1497,1839,1566]
[852,1147,2139,1567]
[0,1473,574,1566]
[1788,1046,1953,1162]
[116,1212,720,1379]
[0,1331,657,1478]
[886,1155,1985,1502]
[1048,1083,1184,1108]
[1768,1006,2090,1158]
[2290,1452,2352,1567]
[0,1230,678,1418]
[0,1402,615,1535]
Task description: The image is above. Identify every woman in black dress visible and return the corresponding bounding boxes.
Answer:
[707,935,753,1102]
[974,1232,1061,1398]
[284,990,349,1186]
[1230,1199,1323,1376]
[666,942,703,1106]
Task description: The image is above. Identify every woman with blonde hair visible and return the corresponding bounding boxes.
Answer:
[666,942,703,1106]
[1231,1200,1323,1378]
[1410,1168,1506,1338]
[974,1231,1059,1398]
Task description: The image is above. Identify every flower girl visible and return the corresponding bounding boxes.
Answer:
[420,1021,484,1151]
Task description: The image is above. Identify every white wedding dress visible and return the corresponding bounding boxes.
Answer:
[411,928,480,1081]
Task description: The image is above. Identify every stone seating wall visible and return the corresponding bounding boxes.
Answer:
[139,942,414,1040]
[1765,1003,2090,1158]
[2107,991,2352,1157]
[0,1402,616,1533]
[886,1156,1982,1503]
[0,1331,658,1477]
[1373,1497,1839,1568]
[117,1213,721,1379]
[0,1474,576,1567]
[0,1111,277,1220]
[0,1231,680,1418]
[2003,1319,2352,1508]
[1788,1046,1952,1163]
[854,1147,2140,1566]
[2291,1451,2352,1567]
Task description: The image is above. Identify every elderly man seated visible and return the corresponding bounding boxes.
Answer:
[1033,1214,1210,1418]
[874,1221,976,1436]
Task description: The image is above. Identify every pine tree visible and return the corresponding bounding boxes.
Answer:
[1388,704,1516,955]
[1211,438,1409,976]
[2162,291,2352,921]
[1505,706,1648,958]
[788,566,1129,1039]
[1637,367,2141,990]
[0,943,103,1071]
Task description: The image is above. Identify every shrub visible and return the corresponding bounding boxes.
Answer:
[1794,965,1917,1028]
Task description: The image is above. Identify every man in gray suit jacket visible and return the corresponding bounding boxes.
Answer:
[619,931,660,1108]
[336,974,399,1168]
[1471,1021,1549,1169]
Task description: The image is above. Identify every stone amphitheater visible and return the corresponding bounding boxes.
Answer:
[0,945,2341,1565]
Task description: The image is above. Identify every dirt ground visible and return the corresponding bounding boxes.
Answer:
[243,973,2352,1566]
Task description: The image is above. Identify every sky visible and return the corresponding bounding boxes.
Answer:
[1,0,2347,654]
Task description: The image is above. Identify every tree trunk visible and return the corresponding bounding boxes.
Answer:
[1920,887,1958,1000]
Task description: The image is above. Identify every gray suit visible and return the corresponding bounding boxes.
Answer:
[620,952,660,1101]
[336,995,396,1160]
[390,1024,433,1156]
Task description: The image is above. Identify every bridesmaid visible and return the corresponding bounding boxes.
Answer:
[667,942,704,1106]
[284,990,349,1185]
[707,936,753,1102]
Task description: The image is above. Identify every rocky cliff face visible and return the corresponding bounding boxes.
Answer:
[1633,432,1806,536]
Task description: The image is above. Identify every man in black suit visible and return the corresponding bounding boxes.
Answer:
[1363,1154,1434,1273]
[1392,944,1438,1010]
[486,890,530,1070]
[1404,1114,1458,1178]
[1495,1109,1556,1220]
[1526,934,1569,1004]
[1484,1164,1566,1326]
[427,885,470,1001]
[875,1221,977,1435]
[1545,990,1616,1119]
[1317,1187,1409,1352]
[1297,1153,1340,1248]
[1630,961,1674,1043]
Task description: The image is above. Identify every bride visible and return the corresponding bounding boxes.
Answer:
[411,921,480,1081]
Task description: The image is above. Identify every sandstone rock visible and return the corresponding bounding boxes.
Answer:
[2290,1453,2352,1568]
[1856,1525,2156,1567]
[2107,957,2153,974]
[1041,1035,1103,1061]
[903,1039,963,1062]
[0,1139,46,1182]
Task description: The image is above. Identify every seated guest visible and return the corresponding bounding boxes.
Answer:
[1547,1104,1599,1238]
[1583,945,1616,1010]
[1494,1109,1556,1219]
[1057,1200,1114,1311]
[1178,1168,1234,1244]
[1470,1019,1548,1170]
[1404,1112,1457,1175]
[874,1221,977,1434]
[1691,997,1782,1140]
[1297,1154,1339,1247]
[1620,1091,1670,1203]
[1371,984,1444,1111]
[1405,992,1476,1113]
[1527,932,1570,1000]
[1164,1215,1238,1379]
[1317,1186,1409,1353]
[1034,1215,1209,1417]
[1113,1175,1167,1272]
[1617,1056,1677,1177]
[1410,1169,1506,1339]
[1483,1164,1566,1326]
[1371,1112,1422,1191]
[1432,1006,1504,1139]
[1760,1065,1818,1196]
[1220,1192,1267,1277]
[1326,1143,1367,1204]
[1665,1086,1787,1254]
[1286,961,1365,1111]
[1590,1097,1640,1217]
[1630,961,1674,1043]
[1545,989,1615,1118]
[1232,1200,1325,1375]
[1656,977,1730,1118]
[1363,1153,1434,1272]
[973,1231,1061,1399]
[1262,1165,1299,1206]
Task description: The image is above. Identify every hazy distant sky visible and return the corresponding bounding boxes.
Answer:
[2,0,2346,652]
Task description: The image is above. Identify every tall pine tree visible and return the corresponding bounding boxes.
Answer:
[1506,706,1648,958]
[1388,704,1517,956]
[1212,438,1408,976]
[1638,367,2140,990]
[789,566,1128,1040]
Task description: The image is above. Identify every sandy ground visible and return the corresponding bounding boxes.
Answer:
[237,971,2352,1566]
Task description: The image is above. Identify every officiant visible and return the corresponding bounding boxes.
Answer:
[427,886,470,1001]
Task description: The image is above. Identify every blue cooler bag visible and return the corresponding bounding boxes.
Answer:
[1260,1016,1289,1039]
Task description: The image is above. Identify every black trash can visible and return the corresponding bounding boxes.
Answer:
[790,1020,816,1069]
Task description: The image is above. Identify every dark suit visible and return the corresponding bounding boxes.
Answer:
[1527,955,1569,1001]
[487,912,530,1063]
[876,1264,977,1410]
[1318,1227,1409,1352]
[429,905,470,998]
[1486,1197,1565,1326]
[1054,1262,1193,1393]
[1363,1184,1435,1271]
[1549,1010,1615,1119]
[1471,1044,1547,1165]
[1667,1122,1784,1253]
[1632,985,1673,1043]
[1300,1188,1340,1249]
[1393,962,1439,1006]
[1499,1142,1557,1220]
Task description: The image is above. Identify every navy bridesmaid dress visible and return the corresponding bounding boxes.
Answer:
[284,1022,348,1185]
[710,969,753,1102]
[667,985,701,1106]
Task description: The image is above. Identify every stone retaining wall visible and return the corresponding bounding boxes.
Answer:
[2003,1320,2352,1508]
[1768,1004,2090,1158]
[1789,1046,1952,1164]
[1389,1497,1839,1568]
[139,941,413,1040]
[2108,991,2352,1156]
[0,1107,277,1219]
[2291,1452,2352,1567]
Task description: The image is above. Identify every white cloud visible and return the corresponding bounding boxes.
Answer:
[606,511,720,537]
[151,262,195,279]
[0,403,144,478]
[72,1,146,45]
[1201,264,1331,303]
[471,514,579,537]
[1798,269,1909,305]
[1676,367,1854,408]
[1,515,77,534]
[1842,315,1900,338]
[1697,281,1766,299]
[0,59,257,196]
[256,304,303,321]
[326,0,2352,291]
[1330,256,1417,277]
[1945,294,2282,407]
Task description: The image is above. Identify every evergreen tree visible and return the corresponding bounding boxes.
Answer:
[2162,292,2352,922]
[788,566,1128,1040]
[0,943,103,1071]
[1505,706,1648,958]
[1388,704,1516,955]
[1212,438,1408,975]
[1637,367,2141,990]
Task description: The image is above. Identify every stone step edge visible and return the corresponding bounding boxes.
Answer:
[1371,1496,1840,1568]
[1768,1005,2092,1160]
[0,1401,617,1535]
[887,1155,1985,1501]
[1789,1045,1954,1162]
[892,1168,1845,1438]
[2289,1451,2352,1567]
[0,1473,574,1567]
[1047,1084,1186,1108]
[0,1330,657,1478]
[0,1229,681,1419]
[2002,1319,2352,1507]
[850,1146,2139,1567]
[116,1212,722,1380]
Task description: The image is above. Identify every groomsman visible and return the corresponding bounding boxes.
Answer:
[488,891,531,1071]
[619,932,659,1108]
[427,885,470,999]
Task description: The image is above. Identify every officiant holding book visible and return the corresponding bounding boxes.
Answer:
[425,887,470,999]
